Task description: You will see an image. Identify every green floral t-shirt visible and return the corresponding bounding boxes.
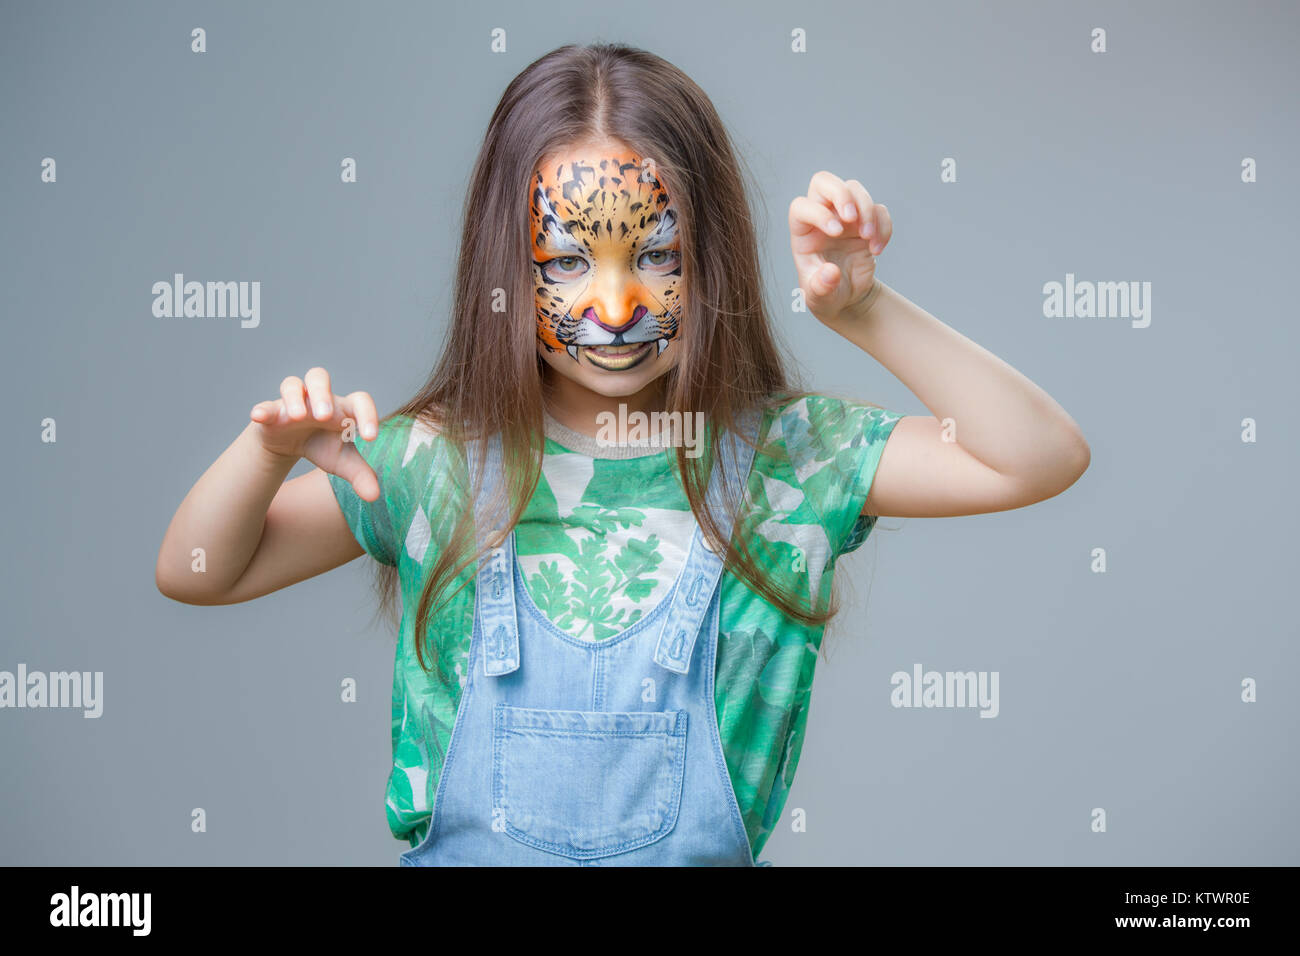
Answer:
[328,393,904,859]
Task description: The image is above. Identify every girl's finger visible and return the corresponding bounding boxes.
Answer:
[303,367,334,421]
[280,376,307,419]
[814,261,841,295]
[843,179,878,239]
[335,443,381,503]
[252,399,289,426]
[872,203,893,254]
[342,390,380,441]
[250,400,276,422]
[807,171,858,223]
[789,195,844,239]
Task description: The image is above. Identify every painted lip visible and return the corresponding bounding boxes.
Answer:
[582,341,657,371]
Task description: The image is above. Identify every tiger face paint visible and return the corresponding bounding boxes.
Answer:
[531,150,681,374]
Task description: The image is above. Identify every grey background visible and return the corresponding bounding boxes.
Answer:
[2,0,1296,865]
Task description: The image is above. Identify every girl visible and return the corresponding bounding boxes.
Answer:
[156,42,1089,867]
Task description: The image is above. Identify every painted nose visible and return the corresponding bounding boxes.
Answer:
[584,304,647,341]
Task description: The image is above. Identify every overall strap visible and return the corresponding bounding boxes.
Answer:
[465,432,521,678]
[651,407,764,675]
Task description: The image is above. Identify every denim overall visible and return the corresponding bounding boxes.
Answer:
[400,412,766,866]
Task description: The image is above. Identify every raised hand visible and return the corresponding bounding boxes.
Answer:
[249,367,382,502]
[788,171,893,324]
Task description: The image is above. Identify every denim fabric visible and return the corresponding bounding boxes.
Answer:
[400,414,768,866]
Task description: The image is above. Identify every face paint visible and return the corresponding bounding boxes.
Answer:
[531,151,681,372]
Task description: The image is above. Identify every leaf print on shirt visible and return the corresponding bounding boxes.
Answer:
[517,502,670,640]
[527,560,567,620]
[775,403,821,476]
[613,534,663,603]
[715,621,820,852]
[567,504,645,536]
[558,530,664,639]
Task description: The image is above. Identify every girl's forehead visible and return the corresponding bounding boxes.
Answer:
[530,148,675,247]
[532,148,671,202]
[536,143,642,177]
[530,153,670,234]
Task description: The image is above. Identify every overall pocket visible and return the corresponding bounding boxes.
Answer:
[492,704,687,859]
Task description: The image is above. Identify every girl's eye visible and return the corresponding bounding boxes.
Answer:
[639,249,679,269]
[546,256,588,278]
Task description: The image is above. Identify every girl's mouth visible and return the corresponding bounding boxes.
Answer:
[582,341,658,371]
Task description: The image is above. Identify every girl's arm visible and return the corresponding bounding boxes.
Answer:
[155,369,379,605]
[790,172,1090,519]
[845,280,1090,518]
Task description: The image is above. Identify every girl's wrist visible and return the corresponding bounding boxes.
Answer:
[243,421,303,472]
[841,277,884,323]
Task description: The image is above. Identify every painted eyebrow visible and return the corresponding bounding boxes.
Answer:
[538,237,679,258]
[538,233,583,253]
[639,209,679,250]
[538,216,679,250]
[536,219,584,255]
[640,230,678,250]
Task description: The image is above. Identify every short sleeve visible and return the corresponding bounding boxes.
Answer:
[769,394,905,559]
[327,413,420,567]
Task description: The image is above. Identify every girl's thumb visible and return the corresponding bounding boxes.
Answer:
[816,262,839,294]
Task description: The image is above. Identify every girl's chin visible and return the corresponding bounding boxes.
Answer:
[542,358,672,398]
[574,367,669,398]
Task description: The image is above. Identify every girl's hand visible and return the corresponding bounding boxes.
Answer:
[789,171,893,324]
[249,368,383,502]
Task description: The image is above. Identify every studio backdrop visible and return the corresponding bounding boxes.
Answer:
[1,0,1296,865]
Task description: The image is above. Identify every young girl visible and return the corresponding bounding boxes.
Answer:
[156,42,1089,867]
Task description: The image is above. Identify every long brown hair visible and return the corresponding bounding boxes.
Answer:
[376,41,845,674]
